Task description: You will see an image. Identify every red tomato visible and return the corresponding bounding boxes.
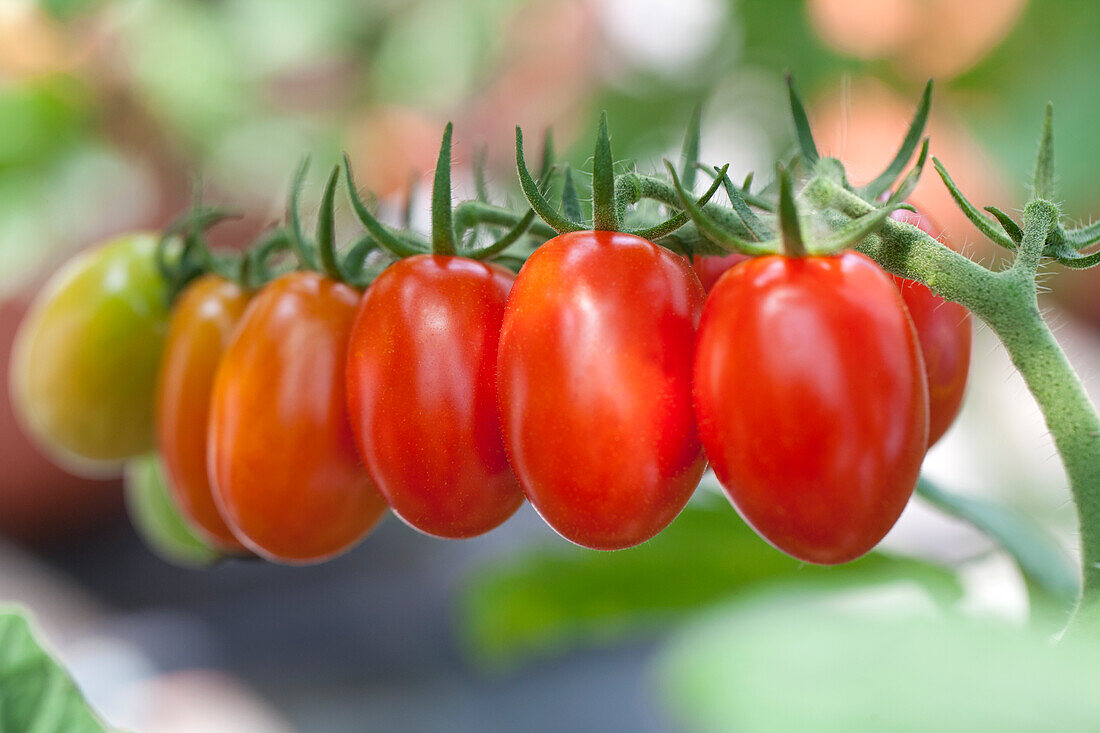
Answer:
[208,272,387,563]
[156,275,251,553]
[691,253,749,292]
[498,231,707,550]
[345,255,523,538]
[694,252,929,564]
[890,209,972,446]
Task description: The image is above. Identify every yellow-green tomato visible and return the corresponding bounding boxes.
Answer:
[11,233,171,474]
[124,454,220,568]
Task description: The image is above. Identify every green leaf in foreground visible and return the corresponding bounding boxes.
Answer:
[916,478,1079,608]
[0,609,109,733]
[657,591,1100,733]
[459,491,960,667]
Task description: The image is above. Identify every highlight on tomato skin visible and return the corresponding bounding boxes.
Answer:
[889,209,973,447]
[693,251,929,565]
[345,254,524,540]
[207,271,388,564]
[497,230,707,551]
[155,274,252,553]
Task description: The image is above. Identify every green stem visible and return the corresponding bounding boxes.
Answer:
[453,201,557,240]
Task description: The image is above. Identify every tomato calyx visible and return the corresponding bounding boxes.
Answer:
[515,112,728,242]
[342,123,552,271]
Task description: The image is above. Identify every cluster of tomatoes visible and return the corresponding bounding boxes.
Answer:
[10,125,971,567]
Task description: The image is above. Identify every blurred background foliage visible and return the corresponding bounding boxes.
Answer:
[2,0,1099,730]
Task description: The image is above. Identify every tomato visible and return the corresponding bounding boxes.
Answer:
[125,453,221,568]
[0,298,122,545]
[498,231,707,550]
[345,255,523,538]
[10,233,170,473]
[691,253,748,292]
[694,252,928,565]
[208,272,387,563]
[156,274,251,552]
[890,209,972,446]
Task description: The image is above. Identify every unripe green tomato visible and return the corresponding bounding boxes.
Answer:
[10,233,171,474]
[124,453,220,568]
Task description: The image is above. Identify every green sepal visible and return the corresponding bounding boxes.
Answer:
[718,169,772,241]
[1032,102,1056,202]
[343,153,428,258]
[342,234,390,287]
[516,126,583,233]
[1064,221,1100,250]
[785,73,820,165]
[473,144,490,204]
[776,165,807,257]
[679,103,703,193]
[465,208,537,260]
[666,161,776,257]
[693,163,775,212]
[859,80,933,201]
[592,112,617,231]
[627,164,728,241]
[811,139,926,255]
[288,157,320,269]
[315,164,345,281]
[985,206,1023,245]
[241,228,292,290]
[933,157,1017,250]
[430,123,458,256]
[561,166,583,224]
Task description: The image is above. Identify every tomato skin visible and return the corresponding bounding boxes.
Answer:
[498,231,707,550]
[156,275,251,552]
[10,233,170,473]
[208,272,387,563]
[125,453,221,568]
[691,253,749,292]
[890,209,972,446]
[694,252,929,565]
[346,255,522,539]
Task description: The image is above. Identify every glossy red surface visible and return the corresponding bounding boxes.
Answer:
[156,274,251,552]
[208,272,387,563]
[346,255,522,538]
[498,231,707,550]
[694,252,929,564]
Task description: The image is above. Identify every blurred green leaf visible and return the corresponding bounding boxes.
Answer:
[0,76,91,169]
[657,592,1100,733]
[460,491,960,667]
[917,478,1079,609]
[0,609,108,732]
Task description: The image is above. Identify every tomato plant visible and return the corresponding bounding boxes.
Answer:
[208,271,387,563]
[693,250,929,564]
[156,274,252,553]
[889,209,972,446]
[10,233,171,473]
[346,255,523,538]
